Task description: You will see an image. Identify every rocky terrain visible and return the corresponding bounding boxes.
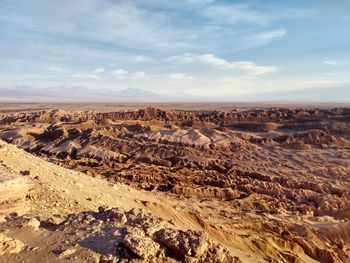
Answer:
[0,107,350,262]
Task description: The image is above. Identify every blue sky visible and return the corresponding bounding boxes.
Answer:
[0,0,349,101]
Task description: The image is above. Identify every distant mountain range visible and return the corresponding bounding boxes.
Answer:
[0,86,175,102]
[115,87,161,99]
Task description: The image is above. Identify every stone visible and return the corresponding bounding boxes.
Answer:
[122,233,160,259]
[23,217,41,230]
[57,247,77,258]
[20,170,31,176]
[0,233,26,256]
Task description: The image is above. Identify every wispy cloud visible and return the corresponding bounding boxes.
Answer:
[246,29,287,49]
[168,53,277,75]
[112,69,146,79]
[132,55,154,62]
[131,71,146,79]
[0,0,288,53]
[73,73,101,80]
[298,79,347,87]
[167,54,196,64]
[323,60,340,66]
[73,67,106,79]
[168,73,194,80]
[113,69,129,79]
[202,4,271,26]
[93,67,105,73]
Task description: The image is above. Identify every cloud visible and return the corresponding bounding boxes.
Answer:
[219,77,239,82]
[112,69,128,79]
[73,67,106,79]
[197,54,230,67]
[202,4,271,26]
[186,0,215,5]
[256,29,286,40]
[200,54,277,75]
[277,9,314,19]
[324,60,340,66]
[131,71,146,79]
[298,79,346,87]
[170,53,277,75]
[112,69,146,79]
[0,1,194,51]
[167,53,196,64]
[113,69,128,75]
[132,55,154,62]
[73,67,110,79]
[0,0,289,54]
[168,73,194,80]
[93,67,105,73]
[73,73,101,79]
[252,29,286,46]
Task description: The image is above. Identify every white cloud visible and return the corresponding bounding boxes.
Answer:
[197,54,229,67]
[168,73,194,80]
[167,53,196,64]
[113,69,128,79]
[73,73,101,79]
[202,5,271,26]
[73,67,106,79]
[112,69,146,79]
[171,53,277,75]
[253,29,286,46]
[298,80,345,87]
[324,60,340,66]
[113,69,128,75]
[131,71,146,79]
[133,55,154,62]
[93,67,105,73]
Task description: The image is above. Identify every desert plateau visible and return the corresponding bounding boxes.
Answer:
[0,105,349,263]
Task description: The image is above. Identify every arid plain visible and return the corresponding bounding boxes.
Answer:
[0,103,349,263]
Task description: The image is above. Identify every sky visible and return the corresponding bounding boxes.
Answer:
[0,0,350,101]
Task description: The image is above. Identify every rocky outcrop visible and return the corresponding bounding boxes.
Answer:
[0,173,33,221]
[0,233,26,256]
[58,206,237,262]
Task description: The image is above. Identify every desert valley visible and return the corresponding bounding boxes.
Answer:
[0,105,349,262]
[2,0,350,262]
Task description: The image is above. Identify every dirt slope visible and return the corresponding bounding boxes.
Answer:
[0,141,331,263]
